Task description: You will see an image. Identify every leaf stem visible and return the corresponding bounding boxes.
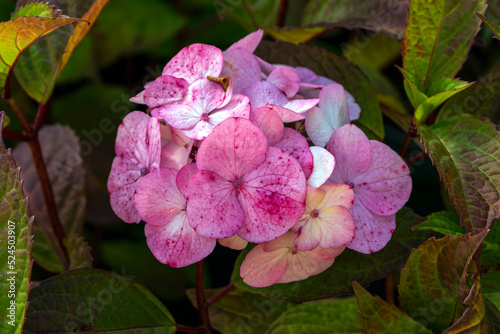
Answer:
[7,98,33,136]
[205,283,235,307]
[385,271,395,304]
[175,324,205,333]
[276,0,288,27]
[1,128,30,141]
[196,260,213,334]
[34,100,50,131]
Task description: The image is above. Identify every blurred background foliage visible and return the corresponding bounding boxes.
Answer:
[1,0,499,327]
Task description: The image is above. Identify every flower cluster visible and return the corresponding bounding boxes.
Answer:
[108,30,412,287]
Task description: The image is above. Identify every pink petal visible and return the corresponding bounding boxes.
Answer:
[319,84,349,130]
[209,94,251,126]
[134,168,185,226]
[143,75,189,108]
[196,117,268,180]
[347,196,396,253]
[176,162,198,195]
[237,147,306,243]
[256,56,276,76]
[227,29,263,53]
[130,89,146,104]
[319,183,354,210]
[171,126,191,147]
[269,105,306,123]
[352,141,412,216]
[185,170,244,238]
[160,142,190,170]
[181,120,214,140]
[163,43,223,83]
[155,104,201,131]
[242,81,290,108]
[218,234,248,250]
[267,67,300,98]
[250,106,284,146]
[221,48,261,94]
[273,128,313,179]
[240,242,288,287]
[346,92,361,121]
[327,124,372,183]
[307,146,335,187]
[145,212,216,268]
[295,66,318,83]
[283,98,319,114]
[108,156,142,223]
[305,106,334,147]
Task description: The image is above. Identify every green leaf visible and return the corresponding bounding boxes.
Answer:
[398,232,488,333]
[256,40,384,140]
[403,0,486,90]
[476,12,500,40]
[443,279,499,333]
[232,208,434,303]
[344,33,402,71]
[436,73,500,125]
[353,281,432,334]
[302,0,409,40]
[482,271,500,310]
[214,0,279,31]
[13,0,110,103]
[417,114,500,232]
[0,112,33,334]
[13,124,88,272]
[23,268,176,333]
[187,287,361,334]
[415,81,474,122]
[399,67,428,109]
[265,27,328,44]
[0,2,82,98]
[413,210,464,236]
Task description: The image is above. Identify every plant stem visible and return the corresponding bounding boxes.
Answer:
[385,271,395,304]
[205,283,235,307]
[276,0,288,27]
[7,97,69,270]
[1,128,30,141]
[28,134,70,270]
[34,100,50,131]
[196,260,213,334]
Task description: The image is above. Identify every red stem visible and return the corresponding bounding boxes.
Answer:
[196,260,213,334]
[205,283,235,306]
[175,325,205,333]
[276,0,288,27]
[1,128,30,141]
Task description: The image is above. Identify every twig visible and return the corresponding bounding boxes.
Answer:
[175,324,205,333]
[1,128,30,141]
[196,260,213,334]
[205,283,235,307]
[276,0,288,27]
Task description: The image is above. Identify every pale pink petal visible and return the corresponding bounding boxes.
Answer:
[145,212,216,268]
[160,142,190,170]
[218,234,248,250]
[305,107,334,147]
[185,78,226,113]
[227,29,263,53]
[185,170,244,238]
[298,83,323,99]
[130,89,146,104]
[347,196,396,253]
[267,67,300,98]
[256,56,276,76]
[171,126,191,147]
[307,146,335,187]
[221,48,261,94]
[241,241,288,287]
[319,184,354,210]
[134,168,185,226]
[176,163,198,195]
[327,124,372,183]
[108,156,142,223]
[249,106,284,146]
[196,118,268,180]
[143,75,189,108]
[209,94,251,126]
[346,92,361,121]
[283,98,319,114]
[182,120,214,140]
[155,104,202,130]
[237,147,306,243]
[319,84,349,130]
[295,66,318,83]
[163,44,223,83]
[352,141,412,216]
[273,128,313,179]
[269,105,306,123]
[242,81,290,108]
[278,249,339,284]
[293,215,323,251]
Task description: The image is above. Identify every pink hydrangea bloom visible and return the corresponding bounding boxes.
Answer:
[240,231,345,287]
[326,124,412,253]
[184,117,307,243]
[292,184,355,251]
[108,111,161,223]
[134,165,216,267]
